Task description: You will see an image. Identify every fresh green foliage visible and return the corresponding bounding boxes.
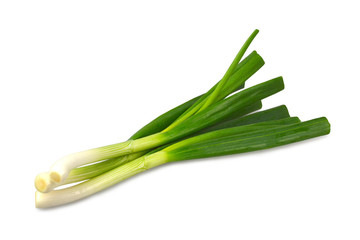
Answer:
[131,50,264,139]
[197,105,290,134]
[164,30,262,131]
[34,30,330,208]
[197,29,259,112]
[166,117,330,161]
[64,103,289,184]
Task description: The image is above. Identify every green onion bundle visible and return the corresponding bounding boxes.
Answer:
[34,30,330,208]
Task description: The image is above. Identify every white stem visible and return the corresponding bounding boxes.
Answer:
[34,149,108,193]
[38,133,165,191]
[47,139,137,185]
[34,173,57,193]
[35,152,167,208]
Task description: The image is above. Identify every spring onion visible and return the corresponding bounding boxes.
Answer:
[34,29,331,208]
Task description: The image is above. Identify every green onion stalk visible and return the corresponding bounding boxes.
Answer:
[62,104,291,185]
[35,117,330,208]
[34,29,331,209]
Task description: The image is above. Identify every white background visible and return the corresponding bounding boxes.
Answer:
[0,0,359,239]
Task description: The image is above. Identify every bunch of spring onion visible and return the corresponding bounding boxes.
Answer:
[34,30,330,208]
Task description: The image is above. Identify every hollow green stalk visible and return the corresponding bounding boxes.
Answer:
[197,29,259,112]
[164,30,260,131]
